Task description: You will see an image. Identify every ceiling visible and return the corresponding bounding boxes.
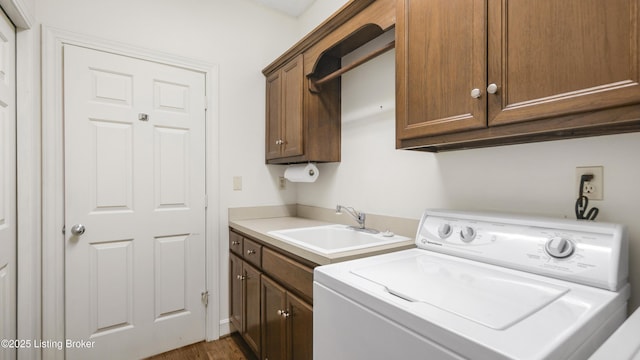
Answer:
[249,0,318,17]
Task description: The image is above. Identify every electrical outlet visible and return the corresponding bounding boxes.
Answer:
[278,176,287,190]
[576,166,603,200]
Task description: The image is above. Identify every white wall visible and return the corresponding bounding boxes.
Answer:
[296,0,345,34]
[296,2,640,312]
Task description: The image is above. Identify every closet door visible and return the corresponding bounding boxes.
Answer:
[64,44,207,359]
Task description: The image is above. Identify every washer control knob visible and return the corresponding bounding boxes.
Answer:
[545,237,575,258]
[460,226,476,243]
[438,224,453,239]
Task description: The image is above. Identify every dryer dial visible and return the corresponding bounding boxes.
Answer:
[545,237,575,259]
[460,226,476,243]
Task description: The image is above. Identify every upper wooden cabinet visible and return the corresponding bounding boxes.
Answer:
[263,0,396,164]
[396,0,487,139]
[266,56,301,160]
[265,54,340,164]
[396,0,640,151]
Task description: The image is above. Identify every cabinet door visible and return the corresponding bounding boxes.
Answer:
[287,293,313,360]
[396,0,487,139]
[262,276,287,360]
[244,263,262,355]
[229,253,243,333]
[281,54,304,158]
[266,71,282,160]
[488,0,640,126]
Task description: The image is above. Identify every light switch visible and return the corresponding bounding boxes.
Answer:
[233,176,242,191]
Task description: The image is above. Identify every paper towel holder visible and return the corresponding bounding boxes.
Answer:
[284,162,319,183]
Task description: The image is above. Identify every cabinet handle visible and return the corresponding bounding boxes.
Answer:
[470,88,482,99]
[275,139,284,145]
[236,274,246,280]
[487,83,498,94]
[246,249,256,255]
[277,309,290,318]
[231,240,240,246]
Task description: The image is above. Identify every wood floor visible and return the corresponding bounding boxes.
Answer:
[144,334,258,360]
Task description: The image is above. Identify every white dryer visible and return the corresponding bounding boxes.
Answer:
[314,210,630,360]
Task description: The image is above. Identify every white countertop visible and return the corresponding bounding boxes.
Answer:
[229,217,415,265]
[590,307,640,359]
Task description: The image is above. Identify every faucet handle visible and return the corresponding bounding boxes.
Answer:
[358,212,366,223]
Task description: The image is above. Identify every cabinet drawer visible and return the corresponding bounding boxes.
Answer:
[243,238,262,268]
[229,231,243,256]
[262,247,314,301]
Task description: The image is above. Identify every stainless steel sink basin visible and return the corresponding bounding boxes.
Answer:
[268,224,411,254]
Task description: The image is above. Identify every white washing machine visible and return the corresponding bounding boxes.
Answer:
[314,210,630,360]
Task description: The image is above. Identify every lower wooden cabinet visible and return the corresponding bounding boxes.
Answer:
[229,229,315,360]
[262,276,287,360]
[229,252,262,356]
[287,291,313,360]
[244,264,262,355]
[229,253,243,333]
[262,276,313,360]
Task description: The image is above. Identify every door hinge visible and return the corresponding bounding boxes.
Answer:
[201,291,209,307]
[204,195,208,209]
[204,95,208,111]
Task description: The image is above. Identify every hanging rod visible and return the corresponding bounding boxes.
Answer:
[309,40,395,93]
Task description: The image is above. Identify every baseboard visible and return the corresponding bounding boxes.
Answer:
[219,318,232,337]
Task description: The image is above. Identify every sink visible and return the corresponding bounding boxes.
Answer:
[268,224,411,254]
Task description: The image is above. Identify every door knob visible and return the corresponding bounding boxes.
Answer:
[70,224,86,236]
[487,83,498,94]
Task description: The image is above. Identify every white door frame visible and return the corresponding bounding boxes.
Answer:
[42,26,220,359]
[0,1,37,359]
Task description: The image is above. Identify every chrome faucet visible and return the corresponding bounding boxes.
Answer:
[336,204,367,230]
[336,205,380,234]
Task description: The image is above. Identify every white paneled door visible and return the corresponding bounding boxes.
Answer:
[64,45,207,359]
[0,9,16,360]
